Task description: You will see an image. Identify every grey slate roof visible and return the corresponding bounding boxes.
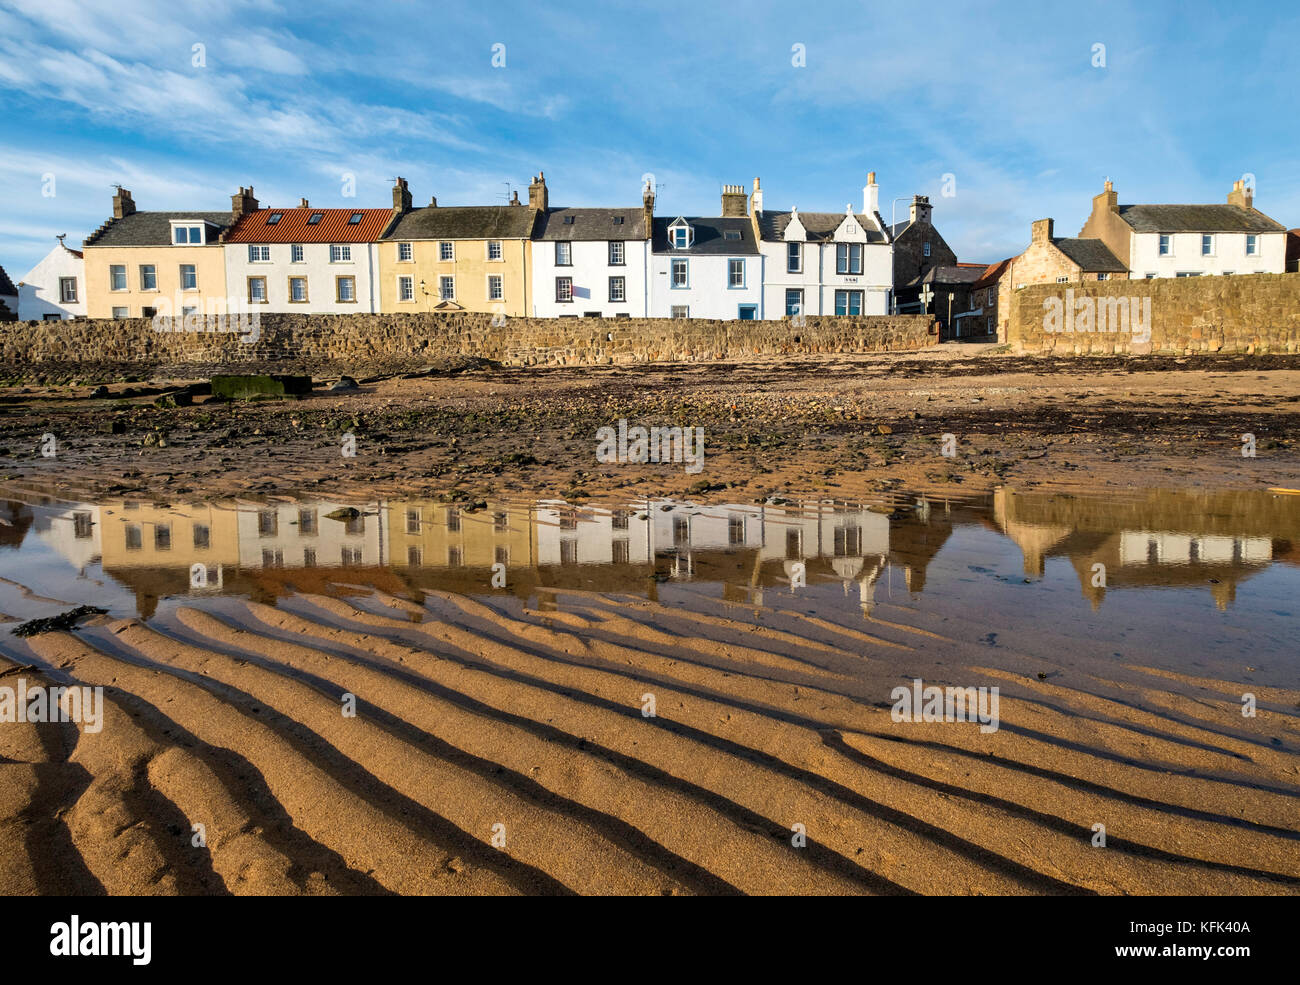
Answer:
[382,205,537,241]
[652,216,759,255]
[84,212,231,247]
[759,210,889,243]
[0,265,15,296]
[1117,204,1285,234]
[1052,237,1127,272]
[534,207,647,241]
[902,265,989,288]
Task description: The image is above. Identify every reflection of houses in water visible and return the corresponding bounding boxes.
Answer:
[992,488,1298,609]
[237,501,383,570]
[24,500,102,572]
[386,502,538,571]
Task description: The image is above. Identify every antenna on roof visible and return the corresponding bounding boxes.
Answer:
[501,181,513,203]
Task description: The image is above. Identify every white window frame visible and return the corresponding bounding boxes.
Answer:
[248,244,271,263]
[555,241,572,266]
[336,275,357,302]
[486,240,503,261]
[1245,234,1258,256]
[555,276,573,303]
[787,242,802,273]
[247,276,267,304]
[291,244,305,263]
[608,275,625,302]
[670,305,690,319]
[398,275,415,302]
[329,244,352,263]
[398,242,413,262]
[439,241,454,262]
[609,240,624,265]
[1158,234,1172,256]
[289,276,308,303]
[487,274,503,302]
[1201,234,1214,257]
[439,275,455,300]
[139,265,156,291]
[109,264,127,291]
[59,276,78,303]
[111,306,129,319]
[727,257,744,288]
[671,258,688,288]
[179,264,198,291]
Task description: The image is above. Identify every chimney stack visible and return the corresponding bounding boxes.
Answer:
[721,183,747,217]
[1093,177,1119,215]
[750,177,763,216]
[642,177,655,237]
[909,194,932,226]
[509,190,521,206]
[231,185,259,218]
[299,197,310,208]
[864,172,879,215]
[1031,217,1054,243]
[1228,178,1254,211]
[528,171,548,210]
[112,186,136,220]
[392,176,412,214]
[429,195,438,207]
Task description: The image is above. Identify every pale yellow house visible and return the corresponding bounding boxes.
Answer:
[82,187,259,319]
[378,178,537,315]
[385,500,538,570]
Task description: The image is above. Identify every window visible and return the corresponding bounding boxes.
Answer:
[923,242,931,258]
[556,276,573,302]
[787,242,802,273]
[785,289,804,316]
[613,216,624,225]
[834,289,863,315]
[112,306,129,319]
[336,276,356,301]
[180,264,197,290]
[302,548,317,567]
[192,523,209,549]
[728,516,745,545]
[141,306,156,318]
[728,257,744,287]
[248,276,267,303]
[257,511,278,537]
[563,215,575,225]
[406,509,421,534]
[439,276,454,300]
[173,225,203,244]
[248,244,270,262]
[487,275,503,301]
[398,242,413,262]
[59,277,78,303]
[836,243,863,274]
[1246,234,1258,256]
[289,276,308,303]
[398,275,414,302]
[1201,234,1214,256]
[723,230,741,241]
[110,264,127,291]
[608,275,625,302]
[307,212,323,225]
[738,304,757,320]
[672,225,690,248]
[124,524,142,550]
[1175,271,1201,277]
[439,242,454,261]
[347,212,363,225]
[155,524,171,550]
[447,508,461,532]
[671,258,688,288]
[42,313,60,321]
[330,244,352,262]
[1098,272,1110,281]
[609,241,624,265]
[266,212,282,225]
[407,546,423,567]
[671,305,690,319]
[291,244,304,263]
[494,511,509,533]
[1158,234,1171,256]
[139,265,156,291]
[555,242,572,266]
[298,509,317,535]
[487,240,502,261]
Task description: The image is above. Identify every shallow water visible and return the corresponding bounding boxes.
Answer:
[2,486,1296,687]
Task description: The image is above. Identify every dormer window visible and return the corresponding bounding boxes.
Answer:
[307,212,324,225]
[266,213,283,225]
[723,230,740,241]
[613,216,624,225]
[668,218,693,249]
[563,215,575,225]
[172,223,204,244]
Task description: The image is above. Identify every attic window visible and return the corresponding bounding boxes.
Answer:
[307,212,324,225]
[613,216,624,225]
[266,213,283,225]
[563,215,575,225]
[348,212,363,225]
[723,230,741,241]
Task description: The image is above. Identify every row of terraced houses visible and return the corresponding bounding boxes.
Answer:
[5,172,1296,339]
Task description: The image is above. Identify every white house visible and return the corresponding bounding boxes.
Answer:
[16,237,86,321]
[1079,178,1288,279]
[223,199,389,313]
[649,185,763,319]
[752,173,893,318]
[530,193,651,318]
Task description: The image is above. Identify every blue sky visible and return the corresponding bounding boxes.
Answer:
[2,0,1297,278]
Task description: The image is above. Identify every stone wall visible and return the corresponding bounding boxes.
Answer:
[1006,272,1300,355]
[0,311,937,379]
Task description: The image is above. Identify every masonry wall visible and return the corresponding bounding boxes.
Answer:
[1006,272,1300,355]
[0,311,937,378]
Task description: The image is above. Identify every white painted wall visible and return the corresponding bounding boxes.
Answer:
[236,502,384,568]
[223,242,381,313]
[757,212,892,318]
[531,239,650,317]
[17,244,85,320]
[648,253,763,319]
[1128,230,1286,278]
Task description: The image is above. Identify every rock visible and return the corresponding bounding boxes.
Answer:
[88,385,109,398]
[876,424,893,435]
[331,376,359,391]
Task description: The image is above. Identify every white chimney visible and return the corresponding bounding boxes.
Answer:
[751,177,763,215]
[863,171,879,215]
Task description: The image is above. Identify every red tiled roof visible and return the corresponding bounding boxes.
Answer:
[972,257,1012,290]
[224,207,394,243]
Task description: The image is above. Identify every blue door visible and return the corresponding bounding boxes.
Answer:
[738,304,757,320]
